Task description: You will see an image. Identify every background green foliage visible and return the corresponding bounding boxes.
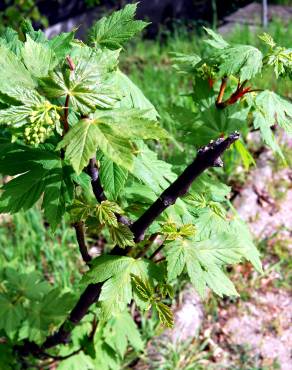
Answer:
[0,0,48,32]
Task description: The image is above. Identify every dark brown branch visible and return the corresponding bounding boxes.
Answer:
[130,132,240,242]
[73,221,91,264]
[86,158,106,203]
[155,257,166,264]
[41,283,103,350]
[136,233,159,258]
[63,95,70,134]
[41,347,81,361]
[149,243,165,260]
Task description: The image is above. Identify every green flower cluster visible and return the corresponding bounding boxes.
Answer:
[24,102,61,145]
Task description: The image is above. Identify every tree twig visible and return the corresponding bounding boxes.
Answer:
[215,79,261,109]
[216,76,228,106]
[86,158,106,203]
[136,233,159,258]
[73,221,91,264]
[149,243,165,260]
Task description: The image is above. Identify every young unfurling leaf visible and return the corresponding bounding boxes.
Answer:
[95,200,123,227]
[154,301,174,328]
[131,274,154,302]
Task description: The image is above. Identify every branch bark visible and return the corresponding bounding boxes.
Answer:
[73,221,91,264]
[86,158,106,203]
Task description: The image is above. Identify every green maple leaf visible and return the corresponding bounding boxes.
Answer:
[0,89,61,137]
[0,295,25,339]
[203,28,262,80]
[98,154,128,200]
[252,90,292,158]
[0,45,35,96]
[82,255,156,319]
[0,343,15,370]
[40,48,119,114]
[115,70,159,120]
[57,353,94,370]
[204,27,229,49]
[92,108,167,140]
[253,110,284,158]
[170,104,249,147]
[104,311,144,357]
[21,35,58,78]
[3,268,51,301]
[234,140,256,171]
[166,240,238,298]
[194,207,229,238]
[57,117,133,174]
[19,289,75,344]
[0,27,23,56]
[48,31,75,60]
[92,331,120,370]
[259,33,292,78]
[109,224,135,248]
[255,91,292,134]
[20,20,47,43]
[154,301,174,328]
[171,52,202,74]
[88,3,149,49]
[58,108,164,175]
[132,142,176,194]
[219,45,263,80]
[166,222,261,299]
[131,274,154,302]
[96,200,123,227]
[0,143,74,230]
